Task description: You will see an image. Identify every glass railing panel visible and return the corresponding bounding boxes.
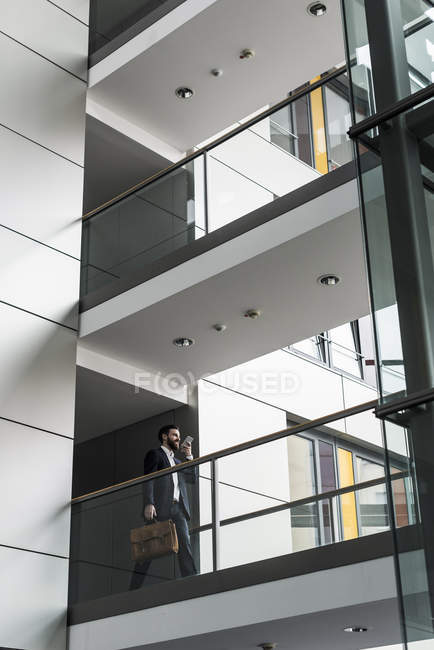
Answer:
[206,71,352,233]
[212,411,407,572]
[322,72,354,170]
[81,157,204,296]
[219,509,293,570]
[270,94,313,166]
[206,152,274,232]
[383,415,433,646]
[69,461,212,604]
[289,499,322,553]
[216,469,410,573]
[70,403,416,611]
[357,482,389,536]
[217,440,292,523]
[80,70,356,305]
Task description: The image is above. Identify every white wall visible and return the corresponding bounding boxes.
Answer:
[0,2,88,648]
[207,122,319,231]
[207,349,382,447]
[198,380,289,570]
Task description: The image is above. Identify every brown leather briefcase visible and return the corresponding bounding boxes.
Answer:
[130,519,179,563]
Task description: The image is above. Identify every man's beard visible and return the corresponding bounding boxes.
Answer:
[167,438,178,451]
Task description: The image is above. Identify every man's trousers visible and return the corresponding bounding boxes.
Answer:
[129,501,196,590]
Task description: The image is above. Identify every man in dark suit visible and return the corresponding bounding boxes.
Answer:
[130,424,197,589]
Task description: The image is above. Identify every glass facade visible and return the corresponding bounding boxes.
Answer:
[81,159,201,296]
[291,319,368,382]
[342,0,434,647]
[287,429,401,548]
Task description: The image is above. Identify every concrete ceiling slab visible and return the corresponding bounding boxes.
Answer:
[88,0,345,151]
[79,203,370,383]
[126,599,402,650]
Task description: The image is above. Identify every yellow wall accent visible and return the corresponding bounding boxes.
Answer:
[310,76,328,175]
[338,448,359,540]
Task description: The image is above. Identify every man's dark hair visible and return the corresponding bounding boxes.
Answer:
[158,424,179,443]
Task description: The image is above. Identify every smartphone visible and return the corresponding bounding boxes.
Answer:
[181,435,194,448]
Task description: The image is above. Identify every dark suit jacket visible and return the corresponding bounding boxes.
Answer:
[142,447,197,521]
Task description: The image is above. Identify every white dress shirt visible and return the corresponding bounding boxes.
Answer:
[161,445,193,502]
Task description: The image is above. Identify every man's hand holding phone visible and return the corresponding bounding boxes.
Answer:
[180,435,194,458]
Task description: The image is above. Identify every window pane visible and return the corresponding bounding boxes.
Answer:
[287,435,316,500]
[328,323,362,377]
[329,323,356,349]
[330,343,362,377]
[321,499,333,545]
[323,81,353,169]
[290,94,313,166]
[356,457,388,535]
[356,457,384,482]
[318,440,336,492]
[391,466,409,528]
[292,337,320,360]
[290,502,320,552]
[357,484,389,536]
[337,448,359,540]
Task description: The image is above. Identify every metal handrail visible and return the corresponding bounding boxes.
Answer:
[192,470,408,534]
[348,82,434,139]
[82,65,346,221]
[71,398,377,504]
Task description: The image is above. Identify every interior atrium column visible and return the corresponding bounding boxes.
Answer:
[341,0,434,646]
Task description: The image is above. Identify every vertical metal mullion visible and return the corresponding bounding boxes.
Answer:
[203,152,210,235]
[352,452,362,537]
[307,89,315,168]
[314,439,325,546]
[211,459,221,571]
[329,496,336,544]
[289,100,298,159]
[334,443,344,542]
[351,320,364,380]
[322,83,332,172]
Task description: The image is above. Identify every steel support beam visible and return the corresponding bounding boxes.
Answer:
[364,0,434,635]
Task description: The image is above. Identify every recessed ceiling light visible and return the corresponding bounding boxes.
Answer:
[175,86,194,99]
[317,274,341,286]
[244,309,262,319]
[343,626,368,633]
[173,337,195,348]
[240,48,255,60]
[307,2,327,16]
